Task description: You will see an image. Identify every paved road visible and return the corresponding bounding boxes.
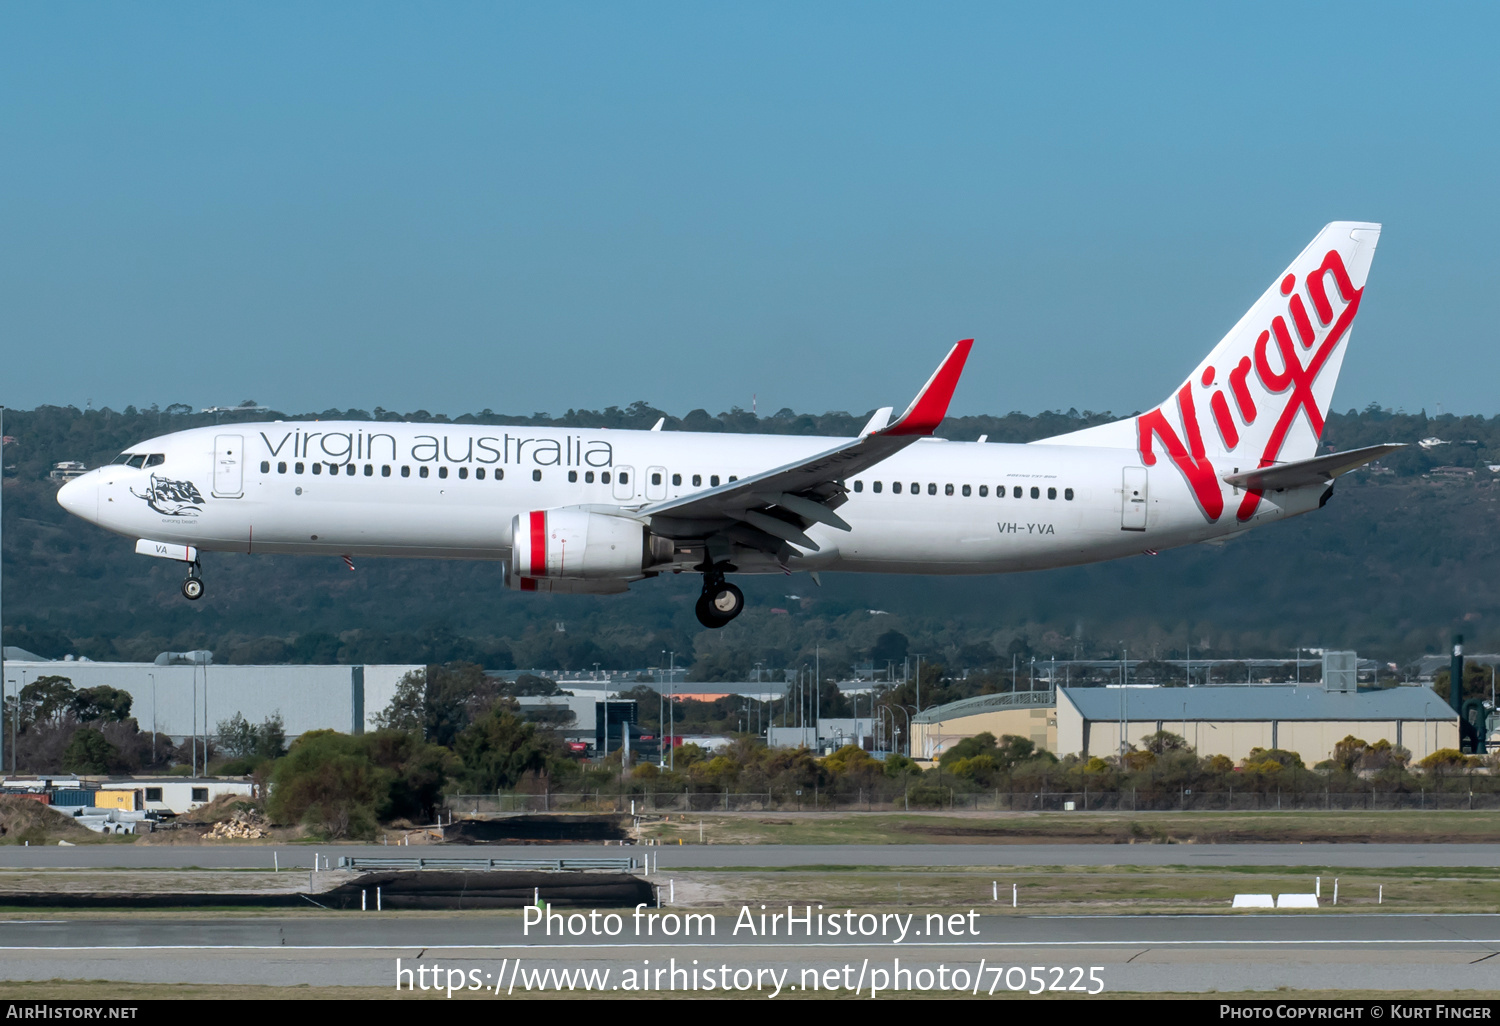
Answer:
[1,914,1496,994]
[2,843,1499,870]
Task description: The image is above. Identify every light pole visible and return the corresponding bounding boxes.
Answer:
[891,705,912,757]
[148,673,156,765]
[913,654,923,712]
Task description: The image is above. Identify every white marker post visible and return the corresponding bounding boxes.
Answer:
[993,881,998,901]
[1012,883,1017,908]
[1333,878,1339,905]
[1315,876,1321,898]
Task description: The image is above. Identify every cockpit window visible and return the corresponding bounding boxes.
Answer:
[126,455,147,469]
[144,454,165,467]
[112,453,134,465]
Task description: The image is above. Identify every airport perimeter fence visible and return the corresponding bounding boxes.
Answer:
[447,789,1500,814]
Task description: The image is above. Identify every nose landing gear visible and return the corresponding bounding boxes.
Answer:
[181,562,204,601]
[694,568,744,628]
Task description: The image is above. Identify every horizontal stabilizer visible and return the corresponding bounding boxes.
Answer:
[1221,444,1404,492]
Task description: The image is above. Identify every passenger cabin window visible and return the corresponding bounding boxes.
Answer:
[1065,488,1074,500]
[1048,487,1057,499]
[601,472,611,484]
[651,472,662,486]
[979,485,988,497]
[457,467,468,479]
[710,475,719,487]
[260,461,270,473]
[873,481,882,493]
[1013,486,1022,498]
[312,463,323,475]
[1030,486,1040,498]
[295,462,305,474]
[585,471,594,483]
[532,469,542,481]
[401,466,410,477]
[345,464,356,476]
[364,464,374,476]
[495,469,504,480]
[910,482,918,495]
[381,465,391,477]
[853,480,863,492]
[944,484,954,496]
[893,482,902,494]
[438,466,448,479]
[961,484,970,496]
[692,474,702,487]
[672,473,681,486]
[277,462,287,474]
[419,466,429,478]
[476,468,486,480]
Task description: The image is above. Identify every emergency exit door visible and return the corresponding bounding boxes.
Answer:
[1121,466,1147,531]
[213,435,244,498]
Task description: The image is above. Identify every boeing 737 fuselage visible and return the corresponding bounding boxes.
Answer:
[58,222,1395,627]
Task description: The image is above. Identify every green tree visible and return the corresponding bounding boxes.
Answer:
[453,702,552,792]
[71,685,133,723]
[20,676,76,728]
[1142,730,1191,755]
[62,727,117,774]
[268,731,393,839]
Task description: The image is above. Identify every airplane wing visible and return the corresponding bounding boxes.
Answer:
[639,340,973,554]
[1220,443,1405,493]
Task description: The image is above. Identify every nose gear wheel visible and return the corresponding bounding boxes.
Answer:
[180,561,204,601]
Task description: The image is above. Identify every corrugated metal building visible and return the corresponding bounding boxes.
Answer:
[1057,685,1460,763]
[1,661,421,740]
[911,691,1057,762]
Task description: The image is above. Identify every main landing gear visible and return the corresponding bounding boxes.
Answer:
[695,568,744,629]
[181,562,204,601]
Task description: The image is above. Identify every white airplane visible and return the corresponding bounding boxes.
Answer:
[58,222,1396,628]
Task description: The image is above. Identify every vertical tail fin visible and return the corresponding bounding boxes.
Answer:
[1043,221,1381,521]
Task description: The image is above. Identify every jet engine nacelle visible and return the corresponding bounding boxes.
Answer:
[510,508,670,580]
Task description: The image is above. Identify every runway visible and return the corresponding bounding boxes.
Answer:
[1,914,1496,994]
[3,842,1499,870]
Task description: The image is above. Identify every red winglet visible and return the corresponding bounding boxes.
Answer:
[881,339,973,436]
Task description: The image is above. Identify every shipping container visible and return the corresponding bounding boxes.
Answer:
[95,789,142,811]
[1,792,51,805]
[51,789,98,807]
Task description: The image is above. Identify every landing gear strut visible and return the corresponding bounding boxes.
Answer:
[694,568,744,629]
[181,561,204,601]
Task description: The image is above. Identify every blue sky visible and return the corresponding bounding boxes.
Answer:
[2,3,1496,419]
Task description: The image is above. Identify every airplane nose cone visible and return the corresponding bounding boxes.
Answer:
[57,472,98,522]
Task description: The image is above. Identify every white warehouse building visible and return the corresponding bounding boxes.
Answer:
[1,659,421,740]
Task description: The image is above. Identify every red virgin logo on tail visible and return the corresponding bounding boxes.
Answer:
[1137,249,1364,522]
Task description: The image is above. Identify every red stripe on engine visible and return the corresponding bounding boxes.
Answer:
[529,510,547,577]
